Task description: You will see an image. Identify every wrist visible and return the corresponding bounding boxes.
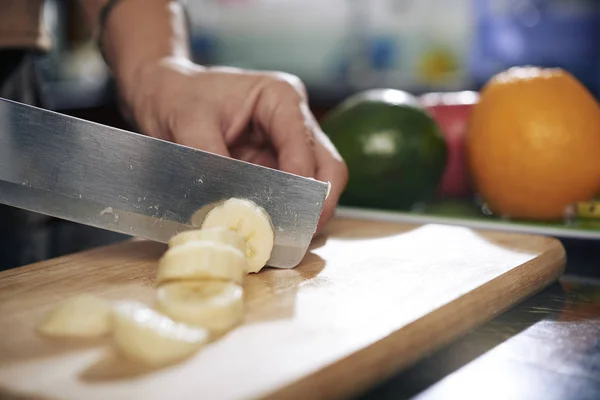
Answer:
[99,0,191,99]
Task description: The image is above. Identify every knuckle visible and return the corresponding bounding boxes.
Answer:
[265,72,306,100]
[341,166,349,186]
[339,159,349,182]
[282,73,306,93]
[333,159,349,187]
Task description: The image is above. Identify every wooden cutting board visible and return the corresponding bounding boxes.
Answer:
[0,218,565,400]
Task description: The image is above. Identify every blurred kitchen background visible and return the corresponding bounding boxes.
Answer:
[2,0,599,269]
[38,0,600,119]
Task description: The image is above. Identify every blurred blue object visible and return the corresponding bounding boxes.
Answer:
[470,0,600,96]
[368,36,398,71]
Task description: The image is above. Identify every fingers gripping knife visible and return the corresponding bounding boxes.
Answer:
[0,98,329,268]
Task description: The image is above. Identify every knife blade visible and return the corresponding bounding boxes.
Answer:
[0,98,328,268]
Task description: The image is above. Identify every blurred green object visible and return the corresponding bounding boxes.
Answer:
[321,89,447,210]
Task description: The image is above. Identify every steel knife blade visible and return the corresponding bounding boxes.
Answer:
[0,98,329,268]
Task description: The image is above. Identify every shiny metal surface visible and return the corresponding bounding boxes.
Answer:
[355,238,600,400]
[0,98,328,268]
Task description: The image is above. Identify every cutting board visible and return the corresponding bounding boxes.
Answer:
[0,218,565,400]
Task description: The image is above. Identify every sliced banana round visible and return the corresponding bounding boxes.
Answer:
[112,301,209,367]
[168,226,245,253]
[157,280,244,334]
[156,240,246,285]
[37,294,112,338]
[201,198,275,273]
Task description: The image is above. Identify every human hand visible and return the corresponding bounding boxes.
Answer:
[118,57,348,232]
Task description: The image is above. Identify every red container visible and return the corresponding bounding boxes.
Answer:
[419,91,479,199]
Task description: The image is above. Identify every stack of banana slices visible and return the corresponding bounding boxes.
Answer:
[37,198,275,368]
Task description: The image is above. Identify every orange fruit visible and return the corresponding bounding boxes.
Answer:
[465,66,600,220]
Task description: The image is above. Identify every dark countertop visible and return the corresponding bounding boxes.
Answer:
[357,237,600,400]
[1,208,599,400]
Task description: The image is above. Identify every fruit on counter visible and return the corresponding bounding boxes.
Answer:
[320,88,448,210]
[466,66,600,220]
[568,200,600,220]
[112,301,209,367]
[201,198,275,273]
[157,240,246,285]
[37,294,112,338]
[168,226,246,253]
[157,281,244,334]
[419,91,478,199]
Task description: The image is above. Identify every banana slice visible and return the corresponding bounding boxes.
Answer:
[201,198,275,273]
[112,301,209,367]
[156,240,246,285]
[168,227,245,253]
[37,294,112,338]
[157,281,244,334]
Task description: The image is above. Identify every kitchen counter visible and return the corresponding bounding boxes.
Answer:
[1,213,599,399]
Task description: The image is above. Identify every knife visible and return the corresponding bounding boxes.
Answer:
[0,98,329,268]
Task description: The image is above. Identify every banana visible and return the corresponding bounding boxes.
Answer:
[168,226,245,253]
[201,198,275,273]
[111,301,209,367]
[157,280,244,334]
[37,294,112,338]
[156,240,246,285]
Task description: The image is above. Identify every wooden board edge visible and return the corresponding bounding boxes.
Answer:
[265,237,567,400]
